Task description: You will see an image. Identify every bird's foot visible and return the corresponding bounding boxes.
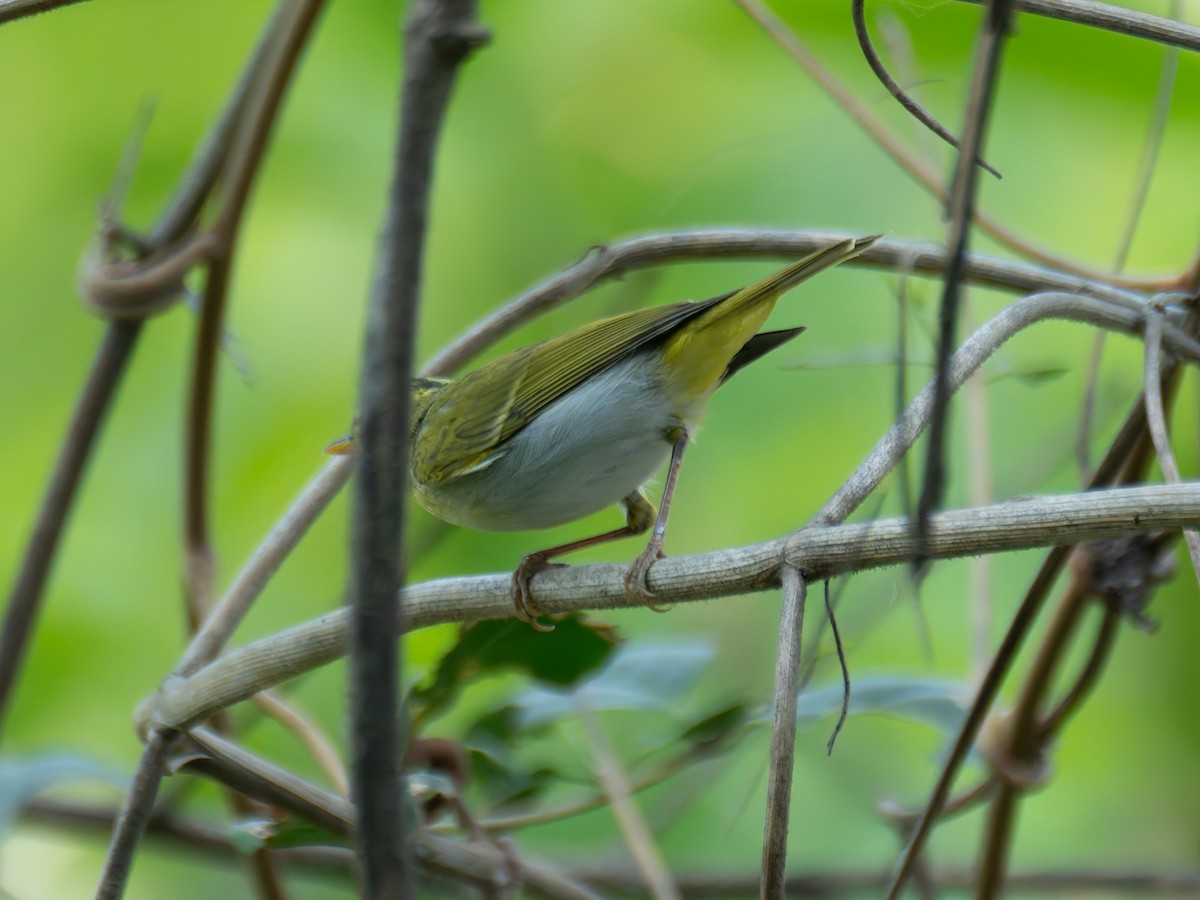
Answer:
[512,553,564,631]
[625,544,668,612]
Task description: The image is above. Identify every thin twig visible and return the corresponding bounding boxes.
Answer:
[1038,602,1121,736]
[143,480,1200,732]
[184,0,327,618]
[916,0,1013,548]
[569,864,1200,896]
[957,0,1200,53]
[883,546,1070,900]
[576,701,680,900]
[180,729,600,900]
[852,0,1000,178]
[977,574,1090,897]
[815,290,1196,527]
[823,581,851,755]
[348,1,485,895]
[732,0,1181,290]
[425,228,1149,376]
[252,691,349,796]
[97,5,328,897]
[94,730,172,899]
[177,456,354,676]
[0,0,89,24]
[761,565,806,900]
[1143,310,1200,582]
[1078,22,1179,477]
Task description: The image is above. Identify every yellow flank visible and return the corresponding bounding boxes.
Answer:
[660,237,875,406]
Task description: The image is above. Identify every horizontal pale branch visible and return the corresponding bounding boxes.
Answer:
[142,481,1200,731]
[424,231,1148,375]
[958,0,1200,54]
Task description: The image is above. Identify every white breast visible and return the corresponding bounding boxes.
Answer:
[413,353,682,532]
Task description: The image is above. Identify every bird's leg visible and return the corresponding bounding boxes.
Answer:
[626,427,690,608]
[512,491,656,630]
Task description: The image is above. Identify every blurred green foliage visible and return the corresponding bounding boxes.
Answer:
[2,0,1200,896]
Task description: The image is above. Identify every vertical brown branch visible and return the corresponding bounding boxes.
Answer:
[348,2,486,896]
[916,0,1013,546]
[184,0,329,617]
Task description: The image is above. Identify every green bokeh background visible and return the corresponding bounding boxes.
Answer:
[2,0,1199,896]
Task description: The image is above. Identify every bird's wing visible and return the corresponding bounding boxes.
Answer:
[414,293,732,484]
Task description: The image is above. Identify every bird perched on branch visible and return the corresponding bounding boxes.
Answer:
[329,234,878,628]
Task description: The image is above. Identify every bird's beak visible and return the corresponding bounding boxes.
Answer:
[324,434,356,455]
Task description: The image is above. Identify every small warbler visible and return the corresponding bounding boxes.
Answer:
[329,235,877,627]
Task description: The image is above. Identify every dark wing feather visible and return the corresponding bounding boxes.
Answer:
[720,327,806,384]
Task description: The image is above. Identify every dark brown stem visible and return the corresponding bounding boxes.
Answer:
[851,0,1000,178]
[184,0,328,616]
[1039,603,1121,738]
[348,2,486,897]
[885,334,1190,898]
[883,544,1069,900]
[976,577,1091,897]
[94,730,173,899]
[916,0,1013,548]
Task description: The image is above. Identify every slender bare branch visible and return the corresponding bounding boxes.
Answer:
[761,565,806,900]
[95,730,172,899]
[142,480,1200,732]
[571,864,1200,895]
[917,0,1013,546]
[180,730,601,900]
[732,0,1183,289]
[852,0,1000,178]
[957,0,1200,53]
[0,0,89,24]
[1143,311,1200,582]
[425,229,1148,376]
[94,6,328,897]
[577,702,680,900]
[178,456,354,676]
[184,0,328,616]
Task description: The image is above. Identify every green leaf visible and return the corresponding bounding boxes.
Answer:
[227,816,349,852]
[464,705,561,801]
[679,703,752,753]
[412,614,620,725]
[513,641,715,729]
[465,742,557,807]
[791,675,970,737]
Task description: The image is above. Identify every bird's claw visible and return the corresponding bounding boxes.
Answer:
[625,546,668,612]
[511,554,564,631]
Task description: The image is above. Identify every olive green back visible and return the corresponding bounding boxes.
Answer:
[412,293,732,484]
